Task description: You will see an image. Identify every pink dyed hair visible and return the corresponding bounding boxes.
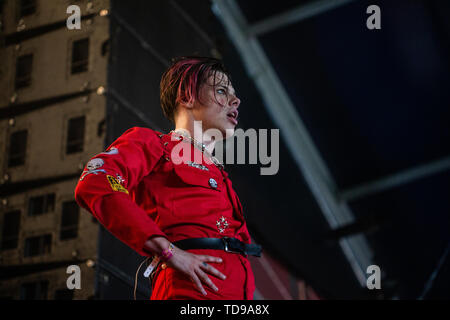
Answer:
[159,56,231,123]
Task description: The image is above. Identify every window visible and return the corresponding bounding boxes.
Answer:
[54,289,74,300]
[19,0,36,18]
[66,116,85,154]
[60,201,79,240]
[1,210,21,250]
[15,54,33,89]
[71,38,89,74]
[28,193,55,216]
[24,234,51,257]
[20,281,48,300]
[8,130,28,167]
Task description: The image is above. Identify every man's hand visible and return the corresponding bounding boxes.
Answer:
[144,236,227,296]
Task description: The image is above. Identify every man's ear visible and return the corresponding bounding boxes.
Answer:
[173,101,193,121]
[178,100,194,110]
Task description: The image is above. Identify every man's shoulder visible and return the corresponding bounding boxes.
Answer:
[120,126,163,140]
[113,127,166,153]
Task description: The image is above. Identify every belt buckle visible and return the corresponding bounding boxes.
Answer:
[221,237,243,255]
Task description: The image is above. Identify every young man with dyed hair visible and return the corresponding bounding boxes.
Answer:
[75,56,261,300]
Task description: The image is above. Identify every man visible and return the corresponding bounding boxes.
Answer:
[74,56,261,300]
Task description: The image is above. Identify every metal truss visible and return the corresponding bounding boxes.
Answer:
[212,0,373,286]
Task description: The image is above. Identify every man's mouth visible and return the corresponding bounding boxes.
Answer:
[227,110,238,125]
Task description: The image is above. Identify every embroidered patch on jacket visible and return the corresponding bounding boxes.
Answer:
[187,161,209,171]
[115,174,125,184]
[86,158,104,170]
[107,175,129,194]
[216,216,229,233]
[80,169,107,181]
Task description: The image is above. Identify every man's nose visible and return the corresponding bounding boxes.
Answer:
[229,94,240,108]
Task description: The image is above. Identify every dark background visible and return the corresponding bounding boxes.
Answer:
[98,0,450,299]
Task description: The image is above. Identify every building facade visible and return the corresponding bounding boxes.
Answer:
[0,0,110,300]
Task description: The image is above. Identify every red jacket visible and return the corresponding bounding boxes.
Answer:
[74,127,255,299]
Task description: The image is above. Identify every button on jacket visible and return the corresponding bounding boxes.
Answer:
[74,127,256,299]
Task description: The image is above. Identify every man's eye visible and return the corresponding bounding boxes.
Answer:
[217,88,226,94]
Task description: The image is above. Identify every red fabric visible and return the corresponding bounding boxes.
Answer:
[151,249,255,300]
[74,127,256,300]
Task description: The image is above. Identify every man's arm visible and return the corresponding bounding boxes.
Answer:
[74,127,167,256]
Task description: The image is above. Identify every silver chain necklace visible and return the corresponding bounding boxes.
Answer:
[169,130,224,170]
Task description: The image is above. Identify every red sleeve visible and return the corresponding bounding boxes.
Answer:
[74,127,167,256]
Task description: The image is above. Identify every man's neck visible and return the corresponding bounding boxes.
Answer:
[174,126,216,154]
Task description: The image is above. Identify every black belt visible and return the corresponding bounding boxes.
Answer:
[172,237,262,257]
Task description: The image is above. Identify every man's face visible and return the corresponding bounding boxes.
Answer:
[191,71,240,139]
